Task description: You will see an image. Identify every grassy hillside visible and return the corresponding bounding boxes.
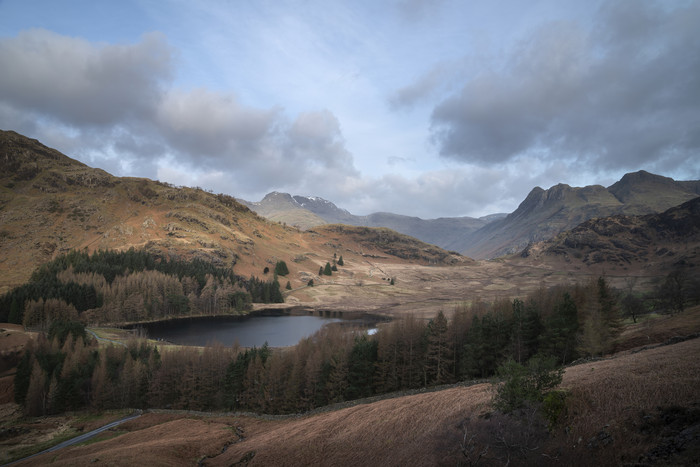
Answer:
[4,307,699,466]
[0,130,461,299]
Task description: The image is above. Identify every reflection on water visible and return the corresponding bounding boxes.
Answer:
[142,314,342,347]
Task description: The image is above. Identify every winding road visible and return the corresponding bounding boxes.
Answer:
[5,411,142,466]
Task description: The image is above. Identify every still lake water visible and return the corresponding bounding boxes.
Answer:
[140,312,364,347]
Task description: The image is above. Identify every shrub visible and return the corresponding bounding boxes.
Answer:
[541,389,568,430]
[492,356,563,414]
[275,261,289,277]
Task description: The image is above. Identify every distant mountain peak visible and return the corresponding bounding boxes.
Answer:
[609,170,675,191]
[292,195,352,216]
[464,171,700,259]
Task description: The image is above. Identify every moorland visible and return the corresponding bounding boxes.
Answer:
[1,129,699,465]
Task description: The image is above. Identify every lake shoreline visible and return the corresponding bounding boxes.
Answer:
[123,309,391,348]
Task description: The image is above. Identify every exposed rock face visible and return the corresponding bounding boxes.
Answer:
[522,196,700,267]
[463,172,700,259]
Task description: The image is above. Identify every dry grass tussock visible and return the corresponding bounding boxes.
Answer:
[557,337,700,464]
[206,384,493,466]
[12,414,238,467]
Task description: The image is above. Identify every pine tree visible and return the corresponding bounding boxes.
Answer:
[426,310,453,384]
[8,297,21,324]
[510,299,527,364]
[540,293,579,364]
[597,277,622,337]
[337,256,344,266]
[14,347,33,405]
[344,335,377,400]
[323,262,333,276]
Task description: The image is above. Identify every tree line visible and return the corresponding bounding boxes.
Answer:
[0,248,283,326]
[15,276,657,417]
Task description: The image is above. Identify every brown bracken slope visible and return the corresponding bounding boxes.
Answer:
[8,307,700,466]
[0,130,464,298]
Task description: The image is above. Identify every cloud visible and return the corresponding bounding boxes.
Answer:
[396,0,446,22]
[156,88,280,159]
[388,63,453,110]
[387,155,414,166]
[428,1,700,173]
[286,110,357,173]
[0,28,361,202]
[324,162,539,219]
[0,29,171,126]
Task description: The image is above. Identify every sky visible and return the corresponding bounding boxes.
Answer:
[1,0,699,219]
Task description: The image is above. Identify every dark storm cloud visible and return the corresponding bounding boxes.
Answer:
[429,1,700,172]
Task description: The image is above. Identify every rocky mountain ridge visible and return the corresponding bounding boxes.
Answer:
[244,170,700,259]
[464,172,700,259]
[521,196,700,269]
[241,193,504,252]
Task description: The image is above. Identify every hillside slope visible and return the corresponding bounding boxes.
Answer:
[10,323,699,466]
[0,130,461,295]
[521,195,700,269]
[464,171,700,259]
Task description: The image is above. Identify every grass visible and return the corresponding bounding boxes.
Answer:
[556,337,700,464]
[5,430,78,464]
[75,429,127,446]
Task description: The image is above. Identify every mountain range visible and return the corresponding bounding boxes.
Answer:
[240,191,501,252]
[243,171,700,259]
[522,195,700,269]
[2,127,699,295]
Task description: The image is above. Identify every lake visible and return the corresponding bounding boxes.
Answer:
[138,310,385,347]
